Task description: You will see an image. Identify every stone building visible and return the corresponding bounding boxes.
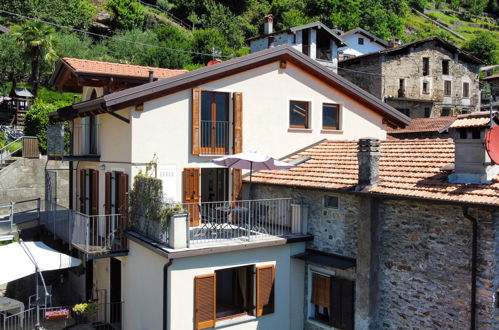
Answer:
[338,37,483,119]
[248,113,499,329]
[338,27,388,60]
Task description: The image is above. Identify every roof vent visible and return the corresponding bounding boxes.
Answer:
[448,112,499,184]
[148,70,154,82]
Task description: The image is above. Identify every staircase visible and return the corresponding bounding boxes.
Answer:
[0,157,18,171]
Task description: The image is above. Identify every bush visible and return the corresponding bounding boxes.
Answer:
[107,0,145,30]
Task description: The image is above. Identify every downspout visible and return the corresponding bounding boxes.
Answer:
[163,260,173,330]
[463,207,477,330]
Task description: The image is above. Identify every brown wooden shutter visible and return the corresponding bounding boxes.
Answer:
[192,88,201,155]
[232,168,242,201]
[79,170,86,213]
[118,173,128,216]
[233,92,243,154]
[183,168,200,226]
[194,274,216,329]
[256,265,275,316]
[311,273,330,308]
[330,278,354,330]
[90,169,99,215]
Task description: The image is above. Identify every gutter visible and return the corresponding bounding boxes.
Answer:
[163,260,172,330]
[462,207,478,330]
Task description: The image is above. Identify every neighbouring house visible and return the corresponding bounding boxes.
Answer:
[337,27,388,61]
[387,115,456,139]
[483,72,499,99]
[249,111,499,329]
[8,88,33,126]
[338,36,484,119]
[247,16,347,72]
[481,64,499,78]
[45,45,409,330]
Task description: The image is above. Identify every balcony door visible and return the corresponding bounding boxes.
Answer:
[201,168,229,203]
[201,91,229,154]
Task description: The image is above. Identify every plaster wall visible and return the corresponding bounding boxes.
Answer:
[339,33,386,55]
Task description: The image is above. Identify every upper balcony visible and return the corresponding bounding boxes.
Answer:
[200,120,230,155]
[130,198,308,250]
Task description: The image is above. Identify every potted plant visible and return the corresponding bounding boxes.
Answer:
[45,308,69,320]
[72,302,98,323]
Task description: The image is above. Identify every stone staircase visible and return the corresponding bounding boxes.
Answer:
[0,157,19,172]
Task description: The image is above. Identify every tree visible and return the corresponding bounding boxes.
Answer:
[105,29,162,66]
[107,0,145,30]
[0,32,30,86]
[191,29,232,64]
[154,25,193,68]
[462,31,498,64]
[12,21,58,97]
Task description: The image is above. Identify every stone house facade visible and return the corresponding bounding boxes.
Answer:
[338,37,483,119]
[249,125,499,329]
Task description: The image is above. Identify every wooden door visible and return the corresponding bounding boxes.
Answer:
[183,168,200,226]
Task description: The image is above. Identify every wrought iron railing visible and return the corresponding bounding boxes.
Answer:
[71,123,100,156]
[200,120,229,154]
[41,202,126,255]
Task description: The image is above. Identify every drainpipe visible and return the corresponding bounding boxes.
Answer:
[163,260,173,330]
[463,207,477,330]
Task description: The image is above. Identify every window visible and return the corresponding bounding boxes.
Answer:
[322,103,340,130]
[324,195,339,209]
[463,82,470,98]
[442,60,450,75]
[194,265,275,329]
[201,91,230,154]
[358,37,364,45]
[444,80,452,96]
[422,81,429,94]
[398,79,405,97]
[309,271,354,330]
[289,100,310,128]
[396,108,410,117]
[442,107,451,116]
[424,107,431,118]
[422,57,429,76]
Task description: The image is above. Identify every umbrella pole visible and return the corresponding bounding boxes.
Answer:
[249,162,253,200]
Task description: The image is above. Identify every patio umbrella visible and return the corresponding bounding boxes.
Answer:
[212,151,295,195]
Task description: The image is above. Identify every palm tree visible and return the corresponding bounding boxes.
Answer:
[12,21,58,97]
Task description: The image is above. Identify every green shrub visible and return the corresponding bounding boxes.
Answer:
[107,0,145,30]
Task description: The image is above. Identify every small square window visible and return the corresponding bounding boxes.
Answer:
[289,100,310,128]
[358,37,364,45]
[422,81,429,94]
[442,107,451,116]
[322,104,340,130]
[324,195,339,209]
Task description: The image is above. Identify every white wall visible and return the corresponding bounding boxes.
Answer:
[339,33,386,55]
[130,61,388,201]
[167,242,306,330]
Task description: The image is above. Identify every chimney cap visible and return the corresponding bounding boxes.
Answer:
[264,14,274,23]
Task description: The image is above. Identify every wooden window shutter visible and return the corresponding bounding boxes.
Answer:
[183,168,200,226]
[311,273,330,308]
[90,169,99,215]
[256,265,275,316]
[194,274,216,329]
[79,170,86,213]
[232,168,242,201]
[233,92,243,154]
[192,88,201,155]
[330,278,355,330]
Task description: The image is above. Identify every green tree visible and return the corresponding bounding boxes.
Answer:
[462,31,498,64]
[12,21,58,97]
[0,32,30,87]
[191,29,232,64]
[107,0,145,30]
[154,25,193,68]
[202,0,245,48]
[305,0,361,30]
[105,29,162,66]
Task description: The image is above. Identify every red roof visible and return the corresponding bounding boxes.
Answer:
[250,139,499,206]
[483,72,499,80]
[62,57,187,79]
[388,117,456,134]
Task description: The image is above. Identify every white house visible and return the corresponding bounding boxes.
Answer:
[47,45,409,330]
[338,27,388,60]
[247,16,347,72]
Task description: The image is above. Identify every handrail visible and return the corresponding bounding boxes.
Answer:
[0,135,38,165]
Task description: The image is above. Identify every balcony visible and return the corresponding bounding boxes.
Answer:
[131,198,307,249]
[41,202,127,255]
[200,120,229,155]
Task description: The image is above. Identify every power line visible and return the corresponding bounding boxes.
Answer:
[0,9,233,58]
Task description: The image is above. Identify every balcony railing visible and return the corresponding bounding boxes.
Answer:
[71,123,100,156]
[41,202,127,255]
[200,120,229,154]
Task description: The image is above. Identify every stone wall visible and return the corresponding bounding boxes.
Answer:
[338,56,383,99]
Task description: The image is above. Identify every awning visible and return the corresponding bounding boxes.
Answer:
[293,249,356,270]
[0,241,81,285]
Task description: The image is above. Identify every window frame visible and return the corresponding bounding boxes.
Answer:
[357,37,364,45]
[322,103,341,130]
[444,80,452,97]
[214,265,253,321]
[422,57,430,76]
[324,194,340,209]
[199,90,231,155]
[289,100,311,129]
[422,81,430,95]
[462,82,470,98]
[442,59,450,75]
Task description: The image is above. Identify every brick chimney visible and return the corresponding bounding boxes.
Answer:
[263,14,274,35]
[388,38,402,48]
[356,138,381,191]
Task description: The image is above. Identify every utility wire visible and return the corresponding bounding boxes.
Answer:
[0,9,233,58]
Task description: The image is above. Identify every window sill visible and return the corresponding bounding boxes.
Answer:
[307,318,332,329]
[288,128,313,133]
[213,315,256,328]
[320,129,343,134]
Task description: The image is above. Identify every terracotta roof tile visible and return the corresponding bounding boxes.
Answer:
[450,111,498,128]
[388,116,456,134]
[249,139,499,206]
[62,57,187,79]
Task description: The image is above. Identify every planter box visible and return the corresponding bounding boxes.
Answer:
[45,310,69,320]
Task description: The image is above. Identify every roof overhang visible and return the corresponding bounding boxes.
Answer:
[293,249,356,269]
[50,45,410,127]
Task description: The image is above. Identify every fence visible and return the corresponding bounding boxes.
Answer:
[1,302,123,330]
[41,202,125,254]
[0,198,41,239]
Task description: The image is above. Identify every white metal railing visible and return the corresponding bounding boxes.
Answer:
[0,136,37,165]
[200,120,230,154]
[42,202,126,254]
[71,123,100,156]
[185,198,293,246]
[0,198,41,240]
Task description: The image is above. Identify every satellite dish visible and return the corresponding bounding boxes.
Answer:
[485,126,499,164]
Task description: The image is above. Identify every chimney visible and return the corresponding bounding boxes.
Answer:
[388,38,401,48]
[263,14,274,35]
[356,138,381,190]
[448,112,499,184]
[148,69,154,82]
